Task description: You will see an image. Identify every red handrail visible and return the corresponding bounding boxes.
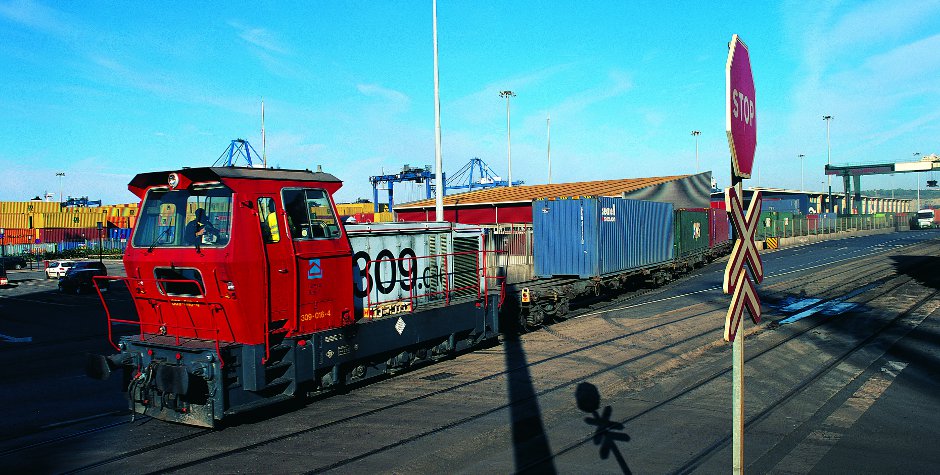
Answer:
[360,249,488,320]
[93,275,229,366]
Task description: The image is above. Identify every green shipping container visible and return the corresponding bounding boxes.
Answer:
[758,211,777,240]
[674,209,709,258]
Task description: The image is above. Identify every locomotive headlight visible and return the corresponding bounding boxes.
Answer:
[226,281,235,292]
[168,173,180,189]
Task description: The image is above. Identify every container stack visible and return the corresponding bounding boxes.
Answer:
[0,200,139,255]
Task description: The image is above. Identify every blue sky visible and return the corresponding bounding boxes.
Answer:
[2,1,939,205]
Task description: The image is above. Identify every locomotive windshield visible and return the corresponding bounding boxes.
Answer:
[132,183,234,249]
[282,188,341,239]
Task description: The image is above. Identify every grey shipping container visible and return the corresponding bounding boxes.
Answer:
[533,197,674,278]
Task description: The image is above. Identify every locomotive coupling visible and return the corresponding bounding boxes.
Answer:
[85,352,135,381]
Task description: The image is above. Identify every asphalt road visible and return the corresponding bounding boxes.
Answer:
[0,233,937,474]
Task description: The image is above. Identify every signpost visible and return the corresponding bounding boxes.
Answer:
[724,34,761,474]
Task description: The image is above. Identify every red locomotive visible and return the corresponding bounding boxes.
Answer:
[88,167,502,427]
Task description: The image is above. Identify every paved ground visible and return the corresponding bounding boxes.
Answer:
[0,232,937,474]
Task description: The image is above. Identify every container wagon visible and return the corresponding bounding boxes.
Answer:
[494,198,733,328]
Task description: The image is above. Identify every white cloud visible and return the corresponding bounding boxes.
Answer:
[0,0,75,38]
[357,83,410,107]
[228,21,289,55]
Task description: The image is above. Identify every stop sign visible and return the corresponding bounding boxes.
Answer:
[726,34,756,179]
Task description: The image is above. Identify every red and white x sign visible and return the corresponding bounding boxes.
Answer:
[724,268,761,342]
[723,185,763,295]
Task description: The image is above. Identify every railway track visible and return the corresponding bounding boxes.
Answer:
[3,235,935,473]
[531,244,939,473]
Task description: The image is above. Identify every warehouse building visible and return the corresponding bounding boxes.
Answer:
[395,172,713,224]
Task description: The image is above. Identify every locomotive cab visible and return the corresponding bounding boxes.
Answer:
[124,167,354,342]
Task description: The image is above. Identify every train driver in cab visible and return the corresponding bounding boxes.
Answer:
[185,208,219,251]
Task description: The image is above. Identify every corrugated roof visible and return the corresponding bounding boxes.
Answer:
[396,175,690,209]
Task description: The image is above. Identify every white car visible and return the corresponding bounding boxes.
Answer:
[45,260,75,279]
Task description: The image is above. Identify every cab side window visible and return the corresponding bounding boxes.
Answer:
[258,197,280,243]
[282,188,340,240]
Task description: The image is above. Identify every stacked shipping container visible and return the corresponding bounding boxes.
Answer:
[0,201,139,252]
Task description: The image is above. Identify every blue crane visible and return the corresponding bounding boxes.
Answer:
[370,165,443,213]
[213,139,262,167]
[445,157,523,194]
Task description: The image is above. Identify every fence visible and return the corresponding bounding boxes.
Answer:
[482,224,535,285]
[754,213,909,240]
[2,238,128,259]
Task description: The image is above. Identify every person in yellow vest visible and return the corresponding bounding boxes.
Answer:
[266,211,280,242]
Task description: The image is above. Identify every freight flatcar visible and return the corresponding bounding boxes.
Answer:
[498,198,732,328]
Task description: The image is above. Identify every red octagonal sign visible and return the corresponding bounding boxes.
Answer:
[726,34,756,179]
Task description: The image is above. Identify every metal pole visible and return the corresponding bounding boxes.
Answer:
[691,131,701,173]
[730,172,744,475]
[56,172,65,204]
[823,116,833,212]
[913,153,921,211]
[499,91,516,187]
[547,113,552,184]
[98,222,103,263]
[433,0,444,221]
[261,98,267,168]
[799,154,805,191]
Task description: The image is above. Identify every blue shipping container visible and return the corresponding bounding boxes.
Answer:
[109,228,132,240]
[761,198,801,212]
[533,197,674,278]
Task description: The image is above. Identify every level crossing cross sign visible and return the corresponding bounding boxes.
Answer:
[722,184,762,342]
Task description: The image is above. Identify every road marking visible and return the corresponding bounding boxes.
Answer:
[0,332,32,343]
[772,361,907,474]
[780,298,822,313]
[778,283,877,324]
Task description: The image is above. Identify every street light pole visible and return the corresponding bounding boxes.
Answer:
[823,115,833,212]
[547,113,552,184]
[798,154,805,191]
[691,130,701,173]
[432,0,444,221]
[56,172,65,204]
[97,221,103,263]
[499,90,516,187]
[914,152,921,210]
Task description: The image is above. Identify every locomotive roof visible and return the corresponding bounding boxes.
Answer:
[129,166,342,190]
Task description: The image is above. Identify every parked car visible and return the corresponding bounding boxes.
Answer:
[1,256,28,270]
[58,261,109,294]
[45,260,75,279]
[0,266,8,287]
